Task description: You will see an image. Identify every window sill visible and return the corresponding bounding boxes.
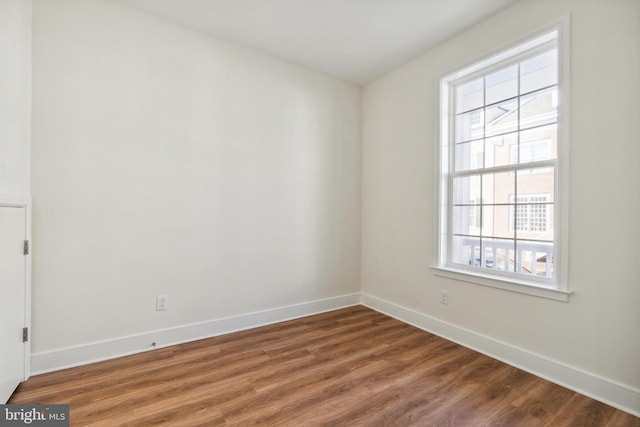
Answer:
[431,266,572,302]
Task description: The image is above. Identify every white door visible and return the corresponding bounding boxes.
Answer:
[0,206,27,403]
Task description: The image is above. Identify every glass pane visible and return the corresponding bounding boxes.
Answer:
[515,240,554,276]
[520,87,558,130]
[533,248,554,277]
[486,65,518,105]
[519,124,557,163]
[453,175,481,205]
[456,78,483,113]
[485,98,518,137]
[516,168,555,202]
[455,109,484,143]
[482,171,514,204]
[482,205,514,239]
[452,235,480,267]
[481,238,515,271]
[455,140,484,171]
[485,131,517,168]
[520,49,558,94]
[515,202,554,241]
[453,205,481,236]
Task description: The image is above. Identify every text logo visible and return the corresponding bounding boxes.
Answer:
[0,405,69,427]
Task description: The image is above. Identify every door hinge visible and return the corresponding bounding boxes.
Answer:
[22,327,28,343]
[23,240,29,255]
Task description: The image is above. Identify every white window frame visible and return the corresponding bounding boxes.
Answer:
[433,19,571,302]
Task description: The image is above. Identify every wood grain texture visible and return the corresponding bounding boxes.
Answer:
[10,306,640,426]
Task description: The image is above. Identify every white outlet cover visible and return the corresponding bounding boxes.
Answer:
[440,290,449,305]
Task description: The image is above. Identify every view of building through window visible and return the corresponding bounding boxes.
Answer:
[448,37,558,279]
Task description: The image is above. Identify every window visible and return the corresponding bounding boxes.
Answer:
[510,194,550,233]
[435,23,570,301]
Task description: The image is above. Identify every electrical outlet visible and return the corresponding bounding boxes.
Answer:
[156,295,168,311]
[440,290,449,305]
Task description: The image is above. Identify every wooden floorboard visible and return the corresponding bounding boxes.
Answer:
[9,306,640,426]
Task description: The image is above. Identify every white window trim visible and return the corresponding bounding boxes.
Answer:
[433,17,571,302]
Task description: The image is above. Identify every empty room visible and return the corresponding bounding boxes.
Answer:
[1,0,639,425]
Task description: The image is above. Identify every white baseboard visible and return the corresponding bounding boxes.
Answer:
[30,291,640,417]
[360,292,640,417]
[30,293,361,375]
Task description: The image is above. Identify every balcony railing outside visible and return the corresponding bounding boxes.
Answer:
[462,237,553,277]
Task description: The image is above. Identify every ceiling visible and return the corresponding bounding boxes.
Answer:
[111,0,519,85]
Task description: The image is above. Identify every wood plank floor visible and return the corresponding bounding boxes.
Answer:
[9,306,640,426]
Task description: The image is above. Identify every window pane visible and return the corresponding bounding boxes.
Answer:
[511,139,551,165]
[520,87,558,130]
[486,65,518,105]
[517,168,555,202]
[482,171,514,204]
[455,140,484,171]
[451,235,479,266]
[456,78,483,113]
[519,124,557,163]
[485,98,518,137]
[520,49,558,94]
[481,238,515,271]
[515,203,554,241]
[515,240,554,276]
[453,175,481,205]
[456,109,484,143]
[482,205,515,239]
[485,131,517,169]
[530,203,553,236]
[514,201,528,232]
[453,205,481,236]
[533,248,554,277]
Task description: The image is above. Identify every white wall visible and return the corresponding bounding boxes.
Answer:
[0,0,31,197]
[28,0,640,413]
[362,0,639,400]
[31,0,361,354]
